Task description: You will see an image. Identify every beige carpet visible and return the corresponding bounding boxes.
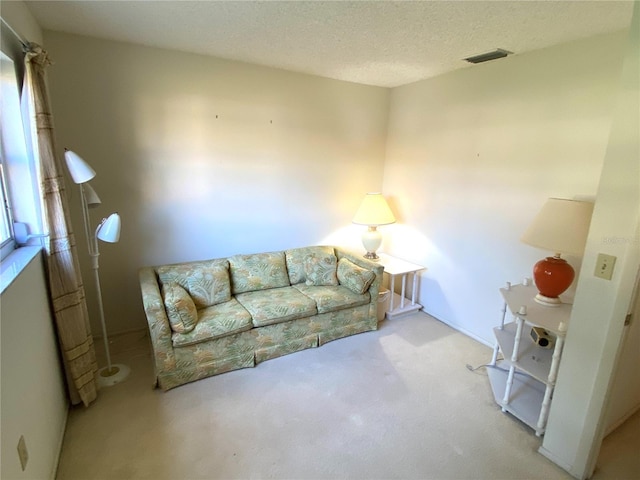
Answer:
[55,312,638,480]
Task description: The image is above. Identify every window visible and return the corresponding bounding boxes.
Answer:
[1,50,44,261]
[0,161,14,258]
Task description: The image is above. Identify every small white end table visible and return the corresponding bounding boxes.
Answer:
[376,253,425,319]
[487,283,570,436]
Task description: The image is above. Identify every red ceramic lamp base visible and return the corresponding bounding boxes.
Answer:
[532,255,575,307]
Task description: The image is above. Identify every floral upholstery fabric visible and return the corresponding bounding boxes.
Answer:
[304,251,339,286]
[285,246,335,285]
[236,286,318,327]
[315,305,374,345]
[162,283,198,333]
[172,330,256,388]
[337,258,376,294]
[139,247,384,391]
[171,298,253,347]
[157,259,231,308]
[294,284,370,314]
[229,252,290,294]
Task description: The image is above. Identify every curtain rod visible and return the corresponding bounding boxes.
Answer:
[1,17,29,49]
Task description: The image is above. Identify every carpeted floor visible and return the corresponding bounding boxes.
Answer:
[55,312,639,480]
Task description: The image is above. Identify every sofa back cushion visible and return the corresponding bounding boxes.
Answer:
[285,246,335,285]
[337,258,376,294]
[162,282,199,333]
[304,251,339,286]
[229,251,290,294]
[157,259,231,309]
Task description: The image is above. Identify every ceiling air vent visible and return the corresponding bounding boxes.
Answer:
[464,48,512,64]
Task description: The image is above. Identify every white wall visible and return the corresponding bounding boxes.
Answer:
[1,250,68,480]
[1,6,67,480]
[541,4,639,477]
[43,31,390,335]
[383,31,628,345]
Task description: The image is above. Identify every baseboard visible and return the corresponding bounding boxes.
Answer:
[93,326,148,339]
[421,310,494,348]
[604,403,640,437]
[538,446,580,479]
[51,403,69,480]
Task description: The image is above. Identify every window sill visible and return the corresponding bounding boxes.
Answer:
[0,246,42,294]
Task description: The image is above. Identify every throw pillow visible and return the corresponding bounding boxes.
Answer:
[337,258,376,294]
[162,282,198,334]
[304,252,339,286]
[157,260,231,308]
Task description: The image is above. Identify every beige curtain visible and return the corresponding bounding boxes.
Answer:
[24,43,98,406]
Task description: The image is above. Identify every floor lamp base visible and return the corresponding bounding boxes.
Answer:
[97,364,130,388]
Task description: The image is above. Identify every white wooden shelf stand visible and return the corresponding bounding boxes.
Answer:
[487,282,571,436]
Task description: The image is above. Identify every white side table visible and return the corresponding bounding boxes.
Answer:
[376,253,425,319]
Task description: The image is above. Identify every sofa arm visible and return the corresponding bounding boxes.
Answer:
[334,247,384,297]
[138,267,176,379]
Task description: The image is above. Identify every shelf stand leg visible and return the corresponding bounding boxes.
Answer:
[492,302,508,366]
[498,302,507,330]
[400,274,407,309]
[536,334,565,435]
[502,316,524,408]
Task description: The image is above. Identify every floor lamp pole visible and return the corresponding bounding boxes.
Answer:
[77,186,130,387]
[79,185,94,256]
[91,225,130,387]
[91,250,114,373]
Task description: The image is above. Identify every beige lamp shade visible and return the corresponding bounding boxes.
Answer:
[521,198,594,256]
[352,193,396,226]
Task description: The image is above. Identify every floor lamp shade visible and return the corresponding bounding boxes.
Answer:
[83,183,101,208]
[97,213,121,243]
[521,198,594,306]
[353,193,396,260]
[64,149,96,184]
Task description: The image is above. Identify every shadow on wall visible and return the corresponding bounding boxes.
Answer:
[417,277,456,330]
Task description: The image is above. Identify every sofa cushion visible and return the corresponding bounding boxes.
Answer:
[157,259,231,308]
[172,298,253,347]
[162,283,198,333]
[229,252,290,294]
[337,258,376,294]
[235,286,318,327]
[304,251,338,286]
[285,246,335,285]
[294,284,370,314]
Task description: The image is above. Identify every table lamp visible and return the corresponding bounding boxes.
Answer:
[521,198,594,306]
[352,192,396,260]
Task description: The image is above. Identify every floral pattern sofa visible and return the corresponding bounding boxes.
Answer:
[139,246,384,390]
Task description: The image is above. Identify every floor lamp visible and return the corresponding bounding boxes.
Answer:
[64,149,130,387]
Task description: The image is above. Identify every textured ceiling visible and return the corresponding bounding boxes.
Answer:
[24,0,634,88]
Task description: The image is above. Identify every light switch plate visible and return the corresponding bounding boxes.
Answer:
[594,253,616,280]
